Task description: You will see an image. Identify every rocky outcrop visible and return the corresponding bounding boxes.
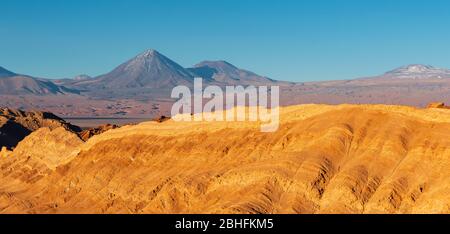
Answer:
[79,124,119,141]
[0,108,82,149]
[427,102,449,109]
[153,115,171,123]
[0,127,83,203]
[10,127,83,169]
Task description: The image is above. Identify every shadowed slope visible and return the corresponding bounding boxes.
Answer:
[0,66,17,78]
[0,108,82,149]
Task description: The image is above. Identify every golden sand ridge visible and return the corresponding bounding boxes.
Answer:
[0,104,450,214]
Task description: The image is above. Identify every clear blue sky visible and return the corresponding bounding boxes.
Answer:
[1,0,450,82]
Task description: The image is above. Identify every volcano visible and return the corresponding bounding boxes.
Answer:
[75,49,194,90]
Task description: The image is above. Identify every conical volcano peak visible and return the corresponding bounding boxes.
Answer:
[88,49,194,89]
[129,49,178,66]
[124,49,169,71]
[138,49,160,58]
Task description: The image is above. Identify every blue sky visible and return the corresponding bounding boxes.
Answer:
[1,0,450,82]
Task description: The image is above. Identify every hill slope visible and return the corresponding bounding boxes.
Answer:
[0,76,77,95]
[0,108,82,149]
[0,66,17,78]
[0,104,449,214]
[0,66,80,95]
[188,60,282,85]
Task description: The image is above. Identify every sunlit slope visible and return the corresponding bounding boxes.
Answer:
[1,104,449,214]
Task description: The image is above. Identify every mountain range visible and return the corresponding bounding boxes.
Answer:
[1,49,285,97]
[61,49,284,96]
[2,50,450,95]
[1,49,450,117]
[0,66,78,95]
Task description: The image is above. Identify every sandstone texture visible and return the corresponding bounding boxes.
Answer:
[0,104,449,214]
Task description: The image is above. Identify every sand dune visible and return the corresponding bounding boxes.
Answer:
[0,104,449,214]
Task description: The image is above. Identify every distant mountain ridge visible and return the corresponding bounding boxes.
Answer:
[366,64,450,80]
[188,60,280,85]
[0,76,70,95]
[0,67,79,95]
[71,49,279,91]
[0,49,284,101]
[2,50,450,116]
[6,49,450,96]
